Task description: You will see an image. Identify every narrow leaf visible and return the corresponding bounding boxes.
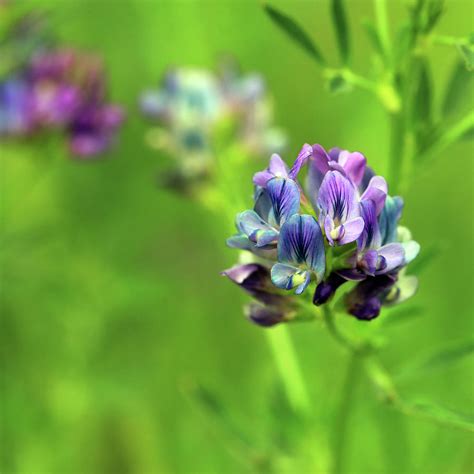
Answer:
[402,399,474,432]
[331,0,350,64]
[442,60,474,117]
[263,4,326,65]
[413,58,433,126]
[362,20,385,57]
[382,304,424,327]
[396,339,474,380]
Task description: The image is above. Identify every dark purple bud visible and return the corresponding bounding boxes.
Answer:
[313,272,347,305]
[221,263,285,306]
[345,274,397,320]
[245,303,287,327]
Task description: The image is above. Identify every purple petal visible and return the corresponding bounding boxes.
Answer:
[328,147,342,161]
[357,199,381,250]
[338,217,365,245]
[338,151,366,186]
[253,170,275,187]
[311,144,331,174]
[318,170,359,223]
[268,153,289,176]
[313,272,347,305]
[360,176,388,215]
[253,153,289,187]
[277,214,326,281]
[222,263,285,306]
[266,177,300,226]
[376,243,405,274]
[288,143,312,179]
[69,134,108,157]
[345,274,397,320]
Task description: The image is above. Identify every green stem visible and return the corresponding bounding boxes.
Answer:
[388,111,405,194]
[374,0,391,58]
[322,305,360,353]
[333,353,361,474]
[265,325,311,416]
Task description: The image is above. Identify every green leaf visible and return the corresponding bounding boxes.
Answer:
[395,339,474,380]
[330,0,350,64]
[263,4,326,65]
[407,242,439,276]
[402,399,474,432]
[457,43,474,71]
[382,304,424,327]
[442,60,474,117]
[412,58,433,127]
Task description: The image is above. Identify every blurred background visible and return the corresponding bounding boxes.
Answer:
[1,0,473,473]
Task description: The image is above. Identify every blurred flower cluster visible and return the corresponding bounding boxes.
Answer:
[0,14,124,157]
[139,65,286,190]
[223,144,420,325]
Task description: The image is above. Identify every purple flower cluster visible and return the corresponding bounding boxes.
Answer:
[223,144,420,324]
[0,48,124,157]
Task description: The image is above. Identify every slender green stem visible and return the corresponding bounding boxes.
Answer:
[265,325,311,416]
[388,111,405,194]
[333,353,361,474]
[374,0,391,58]
[432,35,471,47]
[322,305,359,353]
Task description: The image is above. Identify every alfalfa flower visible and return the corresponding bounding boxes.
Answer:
[0,14,124,157]
[223,143,420,324]
[139,65,286,191]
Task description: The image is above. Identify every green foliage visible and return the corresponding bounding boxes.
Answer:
[263,3,326,65]
[402,399,474,432]
[330,0,350,64]
[395,339,474,380]
[443,60,474,117]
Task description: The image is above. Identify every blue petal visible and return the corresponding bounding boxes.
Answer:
[379,195,404,245]
[278,214,326,282]
[235,210,278,246]
[266,177,300,226]
[271,263,311,293]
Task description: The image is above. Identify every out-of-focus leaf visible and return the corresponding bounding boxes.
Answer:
[462,126,474,140]
[263,4,326,65]
[393,23,414,65]
[382,304,424,327]
[457,43,474,71]
[412,58,433,127]
[407,243,439,275]
[424,0,444,33]
[330,0,350,64]
[442,60,474,117]
[402,399,474,432]
[395,339,474,380]
[182,380,252,446]
[362,20,385,58]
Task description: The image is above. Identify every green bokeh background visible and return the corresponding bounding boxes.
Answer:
[1,1,473,473]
